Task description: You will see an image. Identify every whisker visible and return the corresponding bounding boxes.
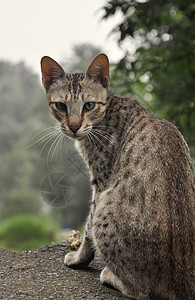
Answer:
[47,133,62,165]
[88,132,98,149]
[93,129,112,140]
[90,131,107,153]
[31,126,60,140]
[92,125,114,137]
[60,134,72,162]
[25,129,61,150]
[92,129,115,145]
[51,133,64,162]
[47,134,60,166]
[87,132,93,147]
[38,131,60,163]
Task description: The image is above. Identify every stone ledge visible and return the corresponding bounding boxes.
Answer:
[0,240,128,299]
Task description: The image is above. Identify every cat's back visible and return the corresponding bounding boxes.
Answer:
[113,96,195,193]
[104,96,195,299]
[114,97,195,232]
[106,93,195,209]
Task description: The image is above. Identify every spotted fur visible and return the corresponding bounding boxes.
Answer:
[41,54,195,300]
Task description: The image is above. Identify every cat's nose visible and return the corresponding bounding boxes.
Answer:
[69,123,81,134]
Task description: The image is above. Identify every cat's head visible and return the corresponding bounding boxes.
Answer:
[40,54,110,140]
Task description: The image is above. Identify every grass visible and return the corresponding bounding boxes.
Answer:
[0,215,60,251]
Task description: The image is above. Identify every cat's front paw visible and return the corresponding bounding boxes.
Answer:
[64,251,79,267]
[64,251,94,268]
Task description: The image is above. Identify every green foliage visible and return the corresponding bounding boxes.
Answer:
[0,215,59,251]
[103,0,195,157]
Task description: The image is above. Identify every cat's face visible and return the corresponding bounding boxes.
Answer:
[41,54,110,140]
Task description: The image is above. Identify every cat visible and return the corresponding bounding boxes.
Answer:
[41,54,195,300]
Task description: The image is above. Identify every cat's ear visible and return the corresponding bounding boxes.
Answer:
[85,54,110,88]
[41,56,65,91]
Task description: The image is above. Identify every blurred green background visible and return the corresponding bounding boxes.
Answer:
[0,1,194,251]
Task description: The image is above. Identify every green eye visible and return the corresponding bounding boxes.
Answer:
[55,102,67,112]
[84,102,95,112]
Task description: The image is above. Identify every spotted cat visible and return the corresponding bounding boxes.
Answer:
[41,54,195,300]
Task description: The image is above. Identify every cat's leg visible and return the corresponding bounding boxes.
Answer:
[64,213,95,268]
[100,267,149,300]
[100,267,130,296]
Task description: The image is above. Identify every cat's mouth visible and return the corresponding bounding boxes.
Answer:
[61,126,90,141]
[71,134,85,141]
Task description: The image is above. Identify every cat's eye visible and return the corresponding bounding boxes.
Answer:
[55,102,67,112]
[83,102,96,112]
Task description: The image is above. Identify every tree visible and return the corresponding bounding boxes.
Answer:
[103,0,195,156]
[0,61,46,219]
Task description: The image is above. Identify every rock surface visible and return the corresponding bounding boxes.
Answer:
[0,240,129,299]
